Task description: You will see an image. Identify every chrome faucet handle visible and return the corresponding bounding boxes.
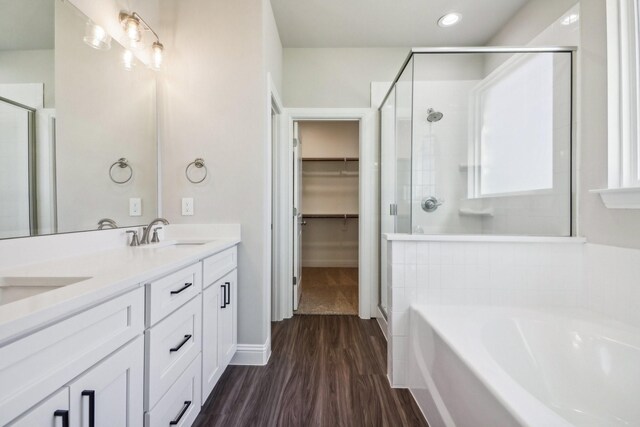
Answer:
[126,230,140,247]
[422,196,444,213]
[151,227,163,243]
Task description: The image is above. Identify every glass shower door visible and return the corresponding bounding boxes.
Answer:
[0,97,35,239]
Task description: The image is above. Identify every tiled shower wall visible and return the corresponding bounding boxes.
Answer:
[385,238,585,387]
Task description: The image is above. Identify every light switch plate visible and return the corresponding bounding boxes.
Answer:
[129,198,142,216]
[182,198,194,216]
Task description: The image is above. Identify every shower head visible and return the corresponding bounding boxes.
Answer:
[427,108,443,123]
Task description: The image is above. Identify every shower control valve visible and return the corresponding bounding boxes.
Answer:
[422,196,444,213]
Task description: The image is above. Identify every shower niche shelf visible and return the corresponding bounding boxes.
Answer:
[302,157,359,162]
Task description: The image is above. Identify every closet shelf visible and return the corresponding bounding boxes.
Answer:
[302,214,359,219]
[302,171,358,177]
[302,157,359,162]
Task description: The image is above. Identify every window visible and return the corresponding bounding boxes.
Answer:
[595,0,640,207]
[468,53,569,198]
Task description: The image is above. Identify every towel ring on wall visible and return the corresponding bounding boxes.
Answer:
[185,158,207,184]
[109,158,133,184]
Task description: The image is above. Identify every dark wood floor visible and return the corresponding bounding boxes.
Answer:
[194,315,427,427]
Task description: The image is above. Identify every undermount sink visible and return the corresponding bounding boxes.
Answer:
[0,276,92,306]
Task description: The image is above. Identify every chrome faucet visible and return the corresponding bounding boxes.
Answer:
[140,218,169,244]
[98,218,117,230]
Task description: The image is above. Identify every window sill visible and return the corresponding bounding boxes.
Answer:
[590,187,640,209]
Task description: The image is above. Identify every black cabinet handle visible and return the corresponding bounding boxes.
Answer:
[220,284,227,308]
[170,282,193,295]
[224,281,231,306]
[170,334,192,353]
[54,409,69,427]
[81,390,95,427]
[169,400,192,425]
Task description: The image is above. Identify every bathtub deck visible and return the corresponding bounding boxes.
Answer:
[193,315,427,426]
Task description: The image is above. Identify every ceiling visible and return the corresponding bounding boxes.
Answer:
[0,0,54,50]
[270,0,529,48]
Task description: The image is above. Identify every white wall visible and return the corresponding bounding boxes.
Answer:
[487,0,579,46]
[283,48,407,108]
[55,0,158,233]
[0,50,54,108]
[159,0,282,348]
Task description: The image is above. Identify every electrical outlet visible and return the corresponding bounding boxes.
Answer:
[182,198,194,216]
[129,198,142,216]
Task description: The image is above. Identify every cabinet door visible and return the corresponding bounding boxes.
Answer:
[201,283,220,403]
[69,336,144,427]
[9,388,69,427]
[218,270,237,368]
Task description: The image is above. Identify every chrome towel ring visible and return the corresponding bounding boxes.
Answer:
[185,158,207,184]
[109,158,133,184]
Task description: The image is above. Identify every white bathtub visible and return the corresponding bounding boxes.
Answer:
[408,305,640,427]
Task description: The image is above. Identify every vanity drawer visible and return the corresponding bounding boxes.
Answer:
[145,353,201,427]
[203,246,237,288]
[146,262,202,326]
[0,288,144,426]
[145,294,201,410]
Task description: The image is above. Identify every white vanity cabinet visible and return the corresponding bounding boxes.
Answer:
[1,242,240,427]
[68,336,144,427]
[8,389,69,427]
[201,247,237,404]
[0,287,145,426]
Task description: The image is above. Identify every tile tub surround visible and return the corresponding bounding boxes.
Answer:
[384,235,586,387]
[0,224,240,344]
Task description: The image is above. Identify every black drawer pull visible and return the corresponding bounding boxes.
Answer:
[169,400,192,425]
[81,390,95,427]
[170,334,192,353]
[54,409,69,427]
[220,284,227,308]
[224,281,231,306]
[170,282,193,295]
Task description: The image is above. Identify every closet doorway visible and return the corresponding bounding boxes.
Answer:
[294,120,359,315]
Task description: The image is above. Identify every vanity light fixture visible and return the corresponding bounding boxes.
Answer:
[119,11,164,70]
[83,21,111,50]
[119,12,142,44]
[151,42,164,70]
[438,12,462,28]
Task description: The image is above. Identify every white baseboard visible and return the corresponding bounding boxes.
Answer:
[230,339,271,366]
[376,307,388,341]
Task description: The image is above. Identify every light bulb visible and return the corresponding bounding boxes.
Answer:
[83,21,111,50]
[152,42,163,70]
[123,49,135,70]
[438,13,462,28]
[119,12,141,42]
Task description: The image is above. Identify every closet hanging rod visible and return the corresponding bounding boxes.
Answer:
[302,214,359,219]
[302,171,359,177]
[302,157,359,162]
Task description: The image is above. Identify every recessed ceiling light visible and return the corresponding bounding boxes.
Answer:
[561,13,579,26]
[438,13,462,28]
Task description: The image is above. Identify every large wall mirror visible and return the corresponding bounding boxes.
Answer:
[0,0,158,239]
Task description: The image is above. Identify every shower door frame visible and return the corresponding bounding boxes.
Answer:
[0,95,38,236]
[377,46,578,316]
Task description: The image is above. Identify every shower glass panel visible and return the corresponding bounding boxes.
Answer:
[0,98,34,239]
[395,58,414,234]
[380,49,573,237]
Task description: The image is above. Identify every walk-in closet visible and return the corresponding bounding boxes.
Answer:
[295,120,359,315]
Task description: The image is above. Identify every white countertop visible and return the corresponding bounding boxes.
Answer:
[383,233,586,243]
[0,237,240,345]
